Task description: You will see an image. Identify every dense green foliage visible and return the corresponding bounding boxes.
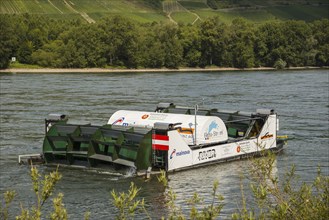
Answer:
[0,14,328,69]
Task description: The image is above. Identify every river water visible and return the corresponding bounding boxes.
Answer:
[0,70,328,219]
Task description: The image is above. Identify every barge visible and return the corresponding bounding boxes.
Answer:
[25,103,287,174]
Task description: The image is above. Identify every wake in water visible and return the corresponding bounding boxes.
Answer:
[88,165,137,179]
[124,166,137,177]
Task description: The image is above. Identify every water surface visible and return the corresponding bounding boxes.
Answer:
[1,70,328,219]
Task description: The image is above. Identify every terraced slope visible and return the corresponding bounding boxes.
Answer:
[179,0,328,22]
[0,0,328,23]
[0,0,167,23]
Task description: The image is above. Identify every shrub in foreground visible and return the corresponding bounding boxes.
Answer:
[1,152,328,219]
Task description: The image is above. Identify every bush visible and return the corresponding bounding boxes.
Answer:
[2,153,328,219]
[232,151,329,219]
[274,58,287,69]
[0,166,69,220]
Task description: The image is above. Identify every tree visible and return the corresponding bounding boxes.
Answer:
[145,40,166,68]
[59,39,87,68]
[17,41,33,64]
[179,24,202,67]
[281,20,313,67]
[160,24,183,68]
[255,21,287,67]
[311,19,329,66]
[32,40,63,67]
[1,13,328,69]
[199,16,228,67]
[256,20,317,68]
[141,23,183,69]
[98,16,139,68]
[0,15,19,69]
[228,18,255,68]
[70,25,107,67]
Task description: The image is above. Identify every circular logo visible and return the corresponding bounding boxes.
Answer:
[141,114,149,119]
[236,146,241,153]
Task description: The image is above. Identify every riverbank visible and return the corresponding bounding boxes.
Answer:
[0,66,326,73]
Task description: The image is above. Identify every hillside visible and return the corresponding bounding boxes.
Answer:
[0,0,167,23]
[0,0,328,23]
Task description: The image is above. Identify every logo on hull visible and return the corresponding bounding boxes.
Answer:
[198,149,216,161]
[261,133,274,140]
[112,117,125,125]
[204,121,223,140]
[170,149,190,159]
[170,149,176,159]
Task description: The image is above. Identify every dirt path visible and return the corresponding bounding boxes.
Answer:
[190,11,201,24]
[167,12,178,25]
[48,0,63,14]
[163,0,201,25]
[63,0,95,23]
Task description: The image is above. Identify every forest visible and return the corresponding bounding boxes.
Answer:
[0,14,328,69]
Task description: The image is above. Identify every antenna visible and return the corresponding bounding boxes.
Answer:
[194,104,198,145]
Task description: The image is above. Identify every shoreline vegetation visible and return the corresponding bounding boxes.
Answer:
[2,152,329,219]
[0,66,327,74]
[1,15,328,71]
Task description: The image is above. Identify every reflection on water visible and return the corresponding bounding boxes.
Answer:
[0,70,328,218]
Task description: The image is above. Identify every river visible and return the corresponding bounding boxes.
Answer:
[0,70,328,219]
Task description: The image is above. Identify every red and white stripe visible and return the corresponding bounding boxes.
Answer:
[152,134,169,151]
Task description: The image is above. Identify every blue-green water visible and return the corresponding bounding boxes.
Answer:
[1,70,328,219]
